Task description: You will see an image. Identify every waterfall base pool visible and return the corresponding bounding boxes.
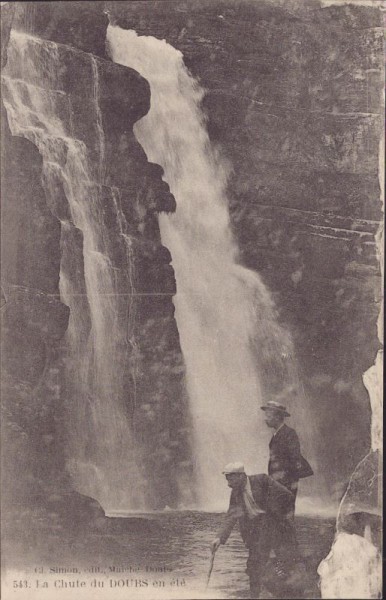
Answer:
[3,510,335,599]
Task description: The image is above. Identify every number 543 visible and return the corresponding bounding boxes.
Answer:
[13,580,30,588]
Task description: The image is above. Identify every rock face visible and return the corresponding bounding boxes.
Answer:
[109,0,383,498]
[1,0,192,521]
[1,106,70,506]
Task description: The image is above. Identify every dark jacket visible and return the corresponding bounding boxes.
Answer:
[218,474,294,546]
[269,424,313,490]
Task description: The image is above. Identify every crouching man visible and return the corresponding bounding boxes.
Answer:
[211,463,304,599]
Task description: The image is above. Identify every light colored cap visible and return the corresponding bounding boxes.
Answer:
[222,462,245,475]
[261,400,290,417]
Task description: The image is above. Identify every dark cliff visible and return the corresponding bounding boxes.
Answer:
[109,0,383,495]
[1,0,192,542]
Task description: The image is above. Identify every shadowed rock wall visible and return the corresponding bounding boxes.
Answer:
[109,0,383,499]
[1,1,191,519]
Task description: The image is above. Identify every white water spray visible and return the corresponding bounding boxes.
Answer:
[2,30,146,509]
[108,26,302,508]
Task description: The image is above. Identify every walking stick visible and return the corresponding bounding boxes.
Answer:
[205,548,216,590]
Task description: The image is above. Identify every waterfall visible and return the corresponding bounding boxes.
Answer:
[108,26,306,509]
[2,30,146,510]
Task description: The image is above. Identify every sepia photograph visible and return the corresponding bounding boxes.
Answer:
[1,1,383,598]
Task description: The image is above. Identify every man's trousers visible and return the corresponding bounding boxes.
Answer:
[245,514,303,599]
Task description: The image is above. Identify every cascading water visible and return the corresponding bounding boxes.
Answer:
[2,29,146,510]
[107,26,307,509]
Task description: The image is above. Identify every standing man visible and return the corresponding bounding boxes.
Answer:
[211,463,304,599]
[261,400,313,516]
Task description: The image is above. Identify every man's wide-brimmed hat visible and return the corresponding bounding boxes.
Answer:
[261,400,290,417]
[222,462,245,475]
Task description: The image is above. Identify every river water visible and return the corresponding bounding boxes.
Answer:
[103,512,335,598]
[4,511,335,599]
